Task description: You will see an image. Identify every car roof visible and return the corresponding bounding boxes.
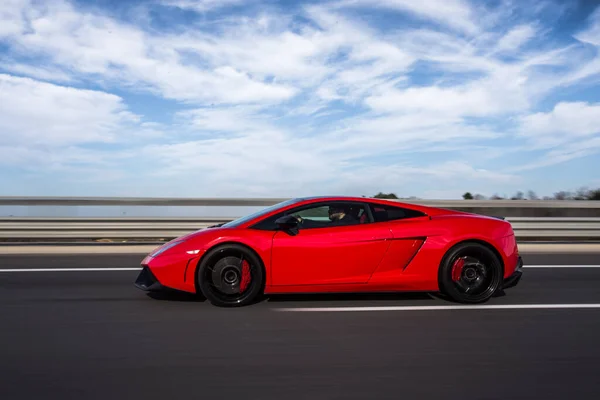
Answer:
[295,195,403,203]
[295,195,375,202]
[291,195,452,215]
[292,195,421,208]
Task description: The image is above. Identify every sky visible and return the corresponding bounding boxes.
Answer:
[0,0,599,200]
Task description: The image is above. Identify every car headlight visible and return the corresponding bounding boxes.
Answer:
[151,240,183,257]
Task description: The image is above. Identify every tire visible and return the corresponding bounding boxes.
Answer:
[439,242,503,304]
[196,244,264,307]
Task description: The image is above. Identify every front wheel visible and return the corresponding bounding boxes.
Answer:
[439,242,504,303]
[196,244,264,307]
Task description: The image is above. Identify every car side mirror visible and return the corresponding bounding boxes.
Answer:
[275,215,299,235]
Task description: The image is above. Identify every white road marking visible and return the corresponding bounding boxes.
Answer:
[275,304,600,312]
[0,268,142,272]
[523,265,600,268]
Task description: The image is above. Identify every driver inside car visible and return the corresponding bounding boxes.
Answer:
[294,204,359,228]
[327,204,359,225]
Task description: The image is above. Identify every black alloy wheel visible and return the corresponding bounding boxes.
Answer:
[439,242,503,303]
[196,244,264,307]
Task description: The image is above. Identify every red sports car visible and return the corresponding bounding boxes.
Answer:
[135,196,523,307]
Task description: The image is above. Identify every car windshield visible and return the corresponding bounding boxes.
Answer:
[221,198,301,228]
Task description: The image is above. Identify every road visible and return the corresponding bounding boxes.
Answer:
[1,251,600,399]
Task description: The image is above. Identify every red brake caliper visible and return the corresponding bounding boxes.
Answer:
[240,259,251,293]
[451,257,465,282]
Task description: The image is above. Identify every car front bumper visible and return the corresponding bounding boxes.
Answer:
[133,251,199,294]
[503,256,523,289]
[134,266,167,292]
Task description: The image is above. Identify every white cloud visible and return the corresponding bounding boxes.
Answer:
[170,27,327,86]
[0,0,572,113]
[0,0,298,105]
[510,137,600,172]
[364,66,530,118]
[318,113,501,161]
[174,106,273,134]
[331,0,480,35]
[133,101,512,198]
[0,62,75,83]
[165,5,416,104]
[575,6,600,47]
[0,74,140,147]
[139,138,519,197]
[160,0,248,13]
[0,0,599,198]
[312,161,519,199]
[0,0,421,108]
[557,6,600,86]
[518,102,600,145]
[0,145,127,170]
[429,161,517,182]
[508,101,600,171]
[140,136,331,197]
[493,24,537,53]
[0,0,27,37]
[366,85,497,117]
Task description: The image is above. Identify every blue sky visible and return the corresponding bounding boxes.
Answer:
[1,0,599,200]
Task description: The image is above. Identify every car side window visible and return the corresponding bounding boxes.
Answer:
[250,202,369,230]
[290,202,369,229]
[369,204,427,222]
[290,206,330,222]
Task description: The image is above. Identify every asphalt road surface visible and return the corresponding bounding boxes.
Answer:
[1,251,600,399]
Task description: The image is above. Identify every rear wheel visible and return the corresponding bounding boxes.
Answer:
[439,242,503,303]
[196,244,264,307]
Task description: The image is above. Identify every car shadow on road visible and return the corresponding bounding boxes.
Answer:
[263,288,508,304]
[263,291,441,303]
[146,290,206,302]
[144,289,505,304]
[143,290,442,304]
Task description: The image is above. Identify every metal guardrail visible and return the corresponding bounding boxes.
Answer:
[2,197,600,242]
[1,217,600,242]
[0,217,222,239]
[0,197,288,206]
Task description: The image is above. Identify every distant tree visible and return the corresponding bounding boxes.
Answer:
[548,188,600,200]
[553,191,571,200]
[573,187,590,200]
[587,189,600,200]
[511,191,524,200]
[367,187,599,200]
[373,192,398,199]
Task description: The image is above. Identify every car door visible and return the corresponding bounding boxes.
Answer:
[269,201,393,286]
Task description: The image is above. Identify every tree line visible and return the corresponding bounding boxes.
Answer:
[371,188,600,201]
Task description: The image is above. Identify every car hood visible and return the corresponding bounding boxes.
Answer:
[150,225,230,256]
[155,225,227,245]
[180,225,229,240]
